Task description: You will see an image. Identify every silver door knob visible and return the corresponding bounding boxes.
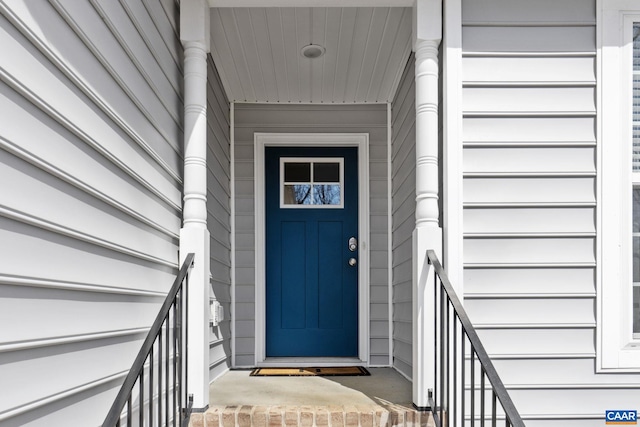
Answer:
[348,258,357,267]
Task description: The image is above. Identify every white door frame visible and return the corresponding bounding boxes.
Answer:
[254,133,370,366]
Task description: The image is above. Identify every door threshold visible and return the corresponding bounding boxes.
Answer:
[258,357,365,367]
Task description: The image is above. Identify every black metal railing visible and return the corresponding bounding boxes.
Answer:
[427,250,525,427]
[103,253,195,427]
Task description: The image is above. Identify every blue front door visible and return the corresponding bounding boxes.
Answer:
[265,147,358,357]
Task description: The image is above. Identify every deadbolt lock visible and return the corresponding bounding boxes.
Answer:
[348,237,358,252]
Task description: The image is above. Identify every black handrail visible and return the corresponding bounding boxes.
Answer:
[427,250,525,427]
[103,253,195,427]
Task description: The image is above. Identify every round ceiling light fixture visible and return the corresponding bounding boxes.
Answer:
[301,44,325,59]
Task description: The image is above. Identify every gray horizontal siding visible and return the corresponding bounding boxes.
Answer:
[0,1,182,424]
[460,0,640,423]
[207,56,232,382]
[391,55,415,379]
[233,103,389,367]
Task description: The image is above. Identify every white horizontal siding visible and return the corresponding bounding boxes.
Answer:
[51,0,182,143]
[464,117,596,143]
[457,0,638,423]
[2,1,181,175]
[464,177,596,205]
[464,297,595,327]
[0,218,176,299]
[462,0,596,22]
[463,26,596,53]
[0,151,176,265]
[0,85,179,236]
[475,328,595,356]
[493,358,640,385]
[464,147,596,174]
[464,267,595,296]
[0,332,147,416]
[507,388,640,420]
[0,1,183,424]
[464,207,596,234]
[463,56,596,83]
[459,387,640,425]
[464,237,595,265]
[0,276,168,346]
[464,87,596,114]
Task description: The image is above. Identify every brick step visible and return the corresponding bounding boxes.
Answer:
[189,404,434,427]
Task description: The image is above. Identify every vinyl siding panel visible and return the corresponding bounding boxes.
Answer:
[391,55,415,379]
[463,26,596,53]
[464,267,596,296]
[464,207,596,234]
[475,328,595,357]
[464,87,596,114]
[458,0,637,423]
[0,1,182,425]
[464,147,596,174]
[206,57,232,382]
[464,237,596,265]
[463,56,596,83]
[233,113,256,365]
[233,103,389,367]
[464,177,596,205]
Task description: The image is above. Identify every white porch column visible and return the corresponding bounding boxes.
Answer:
[412,0,443,409]
[179,0,210,411]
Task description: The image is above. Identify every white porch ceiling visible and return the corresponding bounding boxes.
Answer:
[209,7,413,104]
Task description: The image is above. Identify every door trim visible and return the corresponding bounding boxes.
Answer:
[254,133,370,366]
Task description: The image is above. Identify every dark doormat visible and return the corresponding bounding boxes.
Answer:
[250,366,370,377]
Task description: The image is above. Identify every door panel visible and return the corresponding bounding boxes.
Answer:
[281,221,306,329]
[318,221,343,330]
[265,147,358,357]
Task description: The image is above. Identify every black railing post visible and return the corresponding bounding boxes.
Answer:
[445,295,450,426]
[159,326,163,425]
[481,367,486,427]
[461,330,465,427]
[433,280,446,421]
[139,369,144,426]
[166,317,170,427]
[173,300,178,427]
[492,390,497,427]
[127,395,132,427]
[150,343,154,426]
[453,311,457,427]
[184,267,190,419]
[177,287,183,422]
[432,255,438,412]
[471,350,476,427]
[439,281,445,425]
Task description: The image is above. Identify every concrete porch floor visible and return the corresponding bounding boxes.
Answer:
[189,368,435,427]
